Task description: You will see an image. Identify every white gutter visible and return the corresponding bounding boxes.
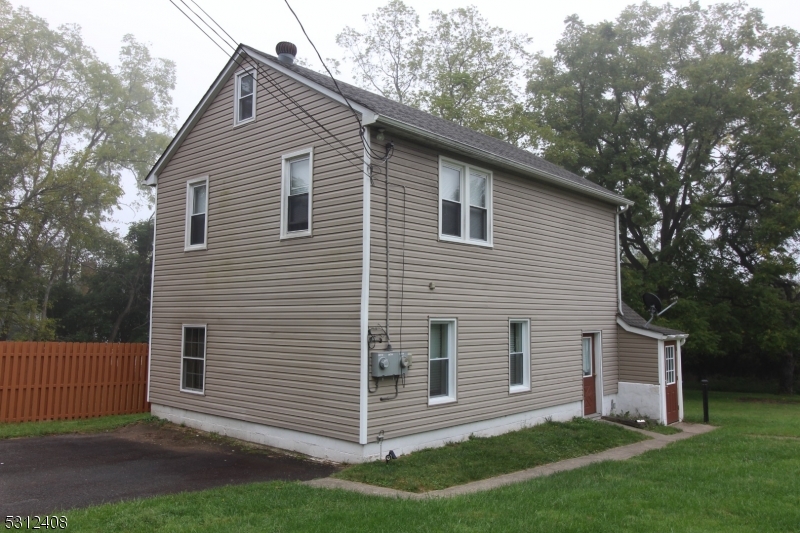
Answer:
[616,317,689,341]
[376,116,633,207]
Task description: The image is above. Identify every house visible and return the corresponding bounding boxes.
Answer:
[144,42,686,463]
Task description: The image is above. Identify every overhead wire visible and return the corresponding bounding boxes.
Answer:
[171,0,405,351]
[171,0,368,175]
[283,0,393,161]
[180,0,390,164]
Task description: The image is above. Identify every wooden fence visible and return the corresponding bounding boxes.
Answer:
[0,342,149,423]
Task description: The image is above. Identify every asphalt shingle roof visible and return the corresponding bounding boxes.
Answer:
[244,45,624,202]
[619,302,685,336]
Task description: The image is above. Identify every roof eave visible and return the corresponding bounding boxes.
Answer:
[616,316,688,340]
[376,116,633,207]
[145,48,244,185]
[242,46,379,125]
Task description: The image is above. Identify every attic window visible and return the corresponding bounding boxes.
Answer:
[235,70,256,125]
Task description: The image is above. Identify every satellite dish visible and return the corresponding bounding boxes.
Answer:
[643,293,662,314]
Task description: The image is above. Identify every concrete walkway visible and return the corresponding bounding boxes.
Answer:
[305,422,716,499]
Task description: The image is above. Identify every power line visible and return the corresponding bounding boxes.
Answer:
[282,0,392,162]
[169,0,368,175]
[282,0,362,129]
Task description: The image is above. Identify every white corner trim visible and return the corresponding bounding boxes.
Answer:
[151,400,582,463]
[677,342,685,421]
[616,317,689,341]
[146,189,157,402]
[657,340,666,425]
[242,46,378,125]
[359,128,372,445]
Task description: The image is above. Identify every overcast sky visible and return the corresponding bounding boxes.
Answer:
[14,0,800,232]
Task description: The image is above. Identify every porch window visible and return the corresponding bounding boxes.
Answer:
[665,345,676,384]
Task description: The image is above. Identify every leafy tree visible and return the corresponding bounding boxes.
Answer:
[337,1,532,145]
[49,220,153,343]
[527,2,800,391]
[0,1,175,339]
[336,0,423,105]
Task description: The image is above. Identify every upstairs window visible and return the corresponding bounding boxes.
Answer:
[439,157,492,246]
[235,70,256,125]
[281,148,314,238]
[185,177,208,250]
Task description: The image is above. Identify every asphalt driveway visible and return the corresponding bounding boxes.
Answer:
[0,421,339,516]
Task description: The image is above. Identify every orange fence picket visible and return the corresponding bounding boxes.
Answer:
[0,342,149,423]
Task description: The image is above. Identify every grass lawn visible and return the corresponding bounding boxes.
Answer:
[63,392,800,532]
[643,422,681,435]
[0,413,154,439]
[334,418,646,492]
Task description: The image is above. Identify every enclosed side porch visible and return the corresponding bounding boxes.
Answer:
[614,303,688,425]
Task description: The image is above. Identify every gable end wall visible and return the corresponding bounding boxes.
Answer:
[148,63,365,442]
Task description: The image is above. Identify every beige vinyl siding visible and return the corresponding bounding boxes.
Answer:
[618,328,659,385]
[149,64,365,442]
[367,133,620,440]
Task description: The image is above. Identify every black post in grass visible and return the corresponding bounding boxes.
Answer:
[701,379,709,423]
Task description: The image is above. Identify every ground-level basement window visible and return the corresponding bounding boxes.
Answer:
[509,319,530,393]
[429,318,457,404]
[181,325,206,394]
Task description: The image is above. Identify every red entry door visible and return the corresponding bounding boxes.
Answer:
[665,342,679,424]
[582,335,597,415]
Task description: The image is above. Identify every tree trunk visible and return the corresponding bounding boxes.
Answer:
[40,269,58,323]
[108,284,136,343]
[779,351,795,395]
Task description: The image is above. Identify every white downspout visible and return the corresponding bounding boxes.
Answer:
[146,184,157,403]
[616,205,628,314]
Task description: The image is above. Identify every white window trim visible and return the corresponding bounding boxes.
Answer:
[233,69,257,126]
[665,344,676,385]
[509,318,531,394]
[184,176,209,251]
[280,147,314,239]
[180,324,207,395]
[438,156,493,248]
[428,318,458,406]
